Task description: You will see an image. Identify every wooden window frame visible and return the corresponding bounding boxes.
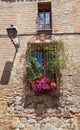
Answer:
[37,2,52,33]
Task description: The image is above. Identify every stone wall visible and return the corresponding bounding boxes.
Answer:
[0,0,80,130]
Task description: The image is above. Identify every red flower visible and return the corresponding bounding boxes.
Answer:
[31,76,57,95]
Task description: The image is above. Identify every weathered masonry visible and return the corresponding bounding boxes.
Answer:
[0,0,80,130]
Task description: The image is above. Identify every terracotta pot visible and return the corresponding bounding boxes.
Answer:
[31,81,36,91]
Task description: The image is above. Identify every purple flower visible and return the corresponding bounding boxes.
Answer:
[34,77,51,93]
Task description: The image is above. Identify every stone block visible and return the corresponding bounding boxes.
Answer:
[45,123,56,130]
[19,123,25,129]
[23,127,31,130]
[11,117,20,129]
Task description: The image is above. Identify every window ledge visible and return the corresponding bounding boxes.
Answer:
[37,29,52,34]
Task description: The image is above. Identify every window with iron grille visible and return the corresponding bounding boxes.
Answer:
[25,41,60,96]
[37,2,52,32]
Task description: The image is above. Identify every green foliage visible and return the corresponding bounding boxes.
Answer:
[25,57,42,81]
[24,40,67,81]
[43,40,67,75]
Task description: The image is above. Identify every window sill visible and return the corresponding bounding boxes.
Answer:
[37,29,52,34]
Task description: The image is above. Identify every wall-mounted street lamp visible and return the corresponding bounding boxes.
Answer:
[7,25,20,52]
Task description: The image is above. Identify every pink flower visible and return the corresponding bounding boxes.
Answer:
[31,76,57,95]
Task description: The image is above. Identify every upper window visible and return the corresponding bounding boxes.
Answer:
[37,2,52,32]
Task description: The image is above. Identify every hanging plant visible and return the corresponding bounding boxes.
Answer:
[25,57,42,81]
[41,40,67,77]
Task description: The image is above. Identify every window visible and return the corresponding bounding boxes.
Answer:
[37,2,52,32]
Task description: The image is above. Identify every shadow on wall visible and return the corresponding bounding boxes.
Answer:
[0,52,16,85]
[0,61,13,85]
[24,81,60,115]
[24,93,60,115]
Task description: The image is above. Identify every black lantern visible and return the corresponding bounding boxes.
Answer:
[6,25,20,52]
[7,25,17,38]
